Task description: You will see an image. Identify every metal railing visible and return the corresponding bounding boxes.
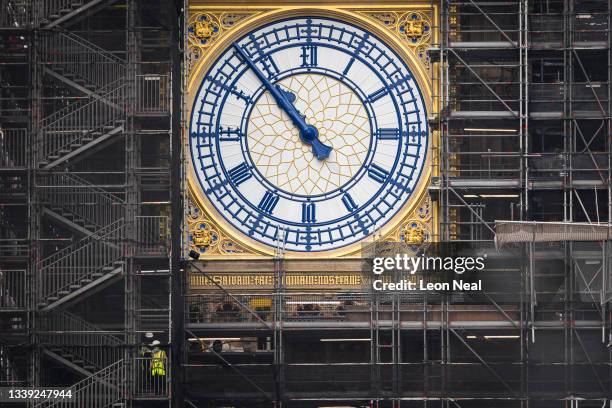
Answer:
[136,75,170,114]
[0,240,29,258]
[443,152,521,179]
[528,153,609,181]
[186,293,521,324]
[0,269,27,309]
[39,173,125,230]
[132,356,169,398]
[529,14,564,45]
[40,310,123,371]
[530,82,609,114]
[573,13,608,44]
[571,83,609,113]
[41,30,126,89]
[39,78,124,128]
[0,0,30,28]
[33,359,125,408]
[448,4,521,45]
[36,0,92,25]
[137,309,171,334]
[0,346,27,387]
[134,216,169,256]
[0,128,27,168]
[38,219,125,302]
[530,13,609,45]
[39,80,126,164]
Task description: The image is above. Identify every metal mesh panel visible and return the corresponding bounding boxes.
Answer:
[495,221,612,247]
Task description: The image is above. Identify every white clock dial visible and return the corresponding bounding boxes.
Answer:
[189,17,429,252]
[247,73,371,196]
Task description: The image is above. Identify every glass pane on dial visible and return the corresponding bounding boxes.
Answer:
[189,17,429,252]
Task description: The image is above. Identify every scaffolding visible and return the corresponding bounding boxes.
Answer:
[0,1,176,407]
[183,1,612,407]
[1,0,611,406]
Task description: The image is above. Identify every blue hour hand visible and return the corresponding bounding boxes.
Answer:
[299,124,332,161]
[233,42,332,160]
[276,86,296,103]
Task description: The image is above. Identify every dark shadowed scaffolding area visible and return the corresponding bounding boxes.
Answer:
[0,0,175,407]
[1,0,611,407]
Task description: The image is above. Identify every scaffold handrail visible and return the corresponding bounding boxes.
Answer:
[38,218,125,301]
[40,78,125,129]
[39,173,125,230]
[41,30,126,90]
[41,310,123,346]
[33,359,125,408]
[40,311,124,372]
[53,28,126,64]
[37,218,124,268]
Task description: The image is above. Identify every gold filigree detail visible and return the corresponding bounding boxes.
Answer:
[400,220,426,245]
[385,194,433,246]
[367,12,399,28]
[193,228,213,248]
[415,44,431,71]
[187,196,254,257]
[397,12,431,45]
[188,13,221,47]
[187,11,261,77]
[359,10,432,73]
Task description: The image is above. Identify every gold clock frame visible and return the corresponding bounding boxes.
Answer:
[185,2,439,259]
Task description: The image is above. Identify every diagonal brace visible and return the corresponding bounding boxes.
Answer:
[483,292,520,329]
[573,329,606,393]
[448,49,518,116]
[467,0,517,46]
[449,186,496,234]
[451,329,518,396]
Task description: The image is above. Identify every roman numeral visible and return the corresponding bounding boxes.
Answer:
[408,125,426,142]
[368,164,389,184]
[342,193,358,212]
[191,131,211,139]
[300,45,318,67]
[227,163,252,186]
[302,202,316,223]
[342,34,369,76]
[257,191,279,214]
[218,126,242,142]
[209,78,252,104]
[342,59,355,76]
[375,128,400,140]
[367,87,389,103]
[248,34,279,77]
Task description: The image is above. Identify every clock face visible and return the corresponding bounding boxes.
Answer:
[189,16,429,252]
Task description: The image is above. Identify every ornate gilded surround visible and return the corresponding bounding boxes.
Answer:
[185,2,439,259]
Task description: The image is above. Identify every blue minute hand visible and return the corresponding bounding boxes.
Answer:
[233,43,332,160]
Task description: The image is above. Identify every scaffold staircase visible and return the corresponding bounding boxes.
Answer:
[40,172,125,236]
[38,29,126,169]
[37,218,125,310]
[40,310,123,376]
[41,29,126,93]
[37,80,125,169]
[33,359,126,408]
[39,0,117,29]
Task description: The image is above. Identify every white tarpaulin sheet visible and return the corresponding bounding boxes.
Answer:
[495,220,612,248]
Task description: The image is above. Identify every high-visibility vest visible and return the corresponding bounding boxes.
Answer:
[151,349,167,376]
